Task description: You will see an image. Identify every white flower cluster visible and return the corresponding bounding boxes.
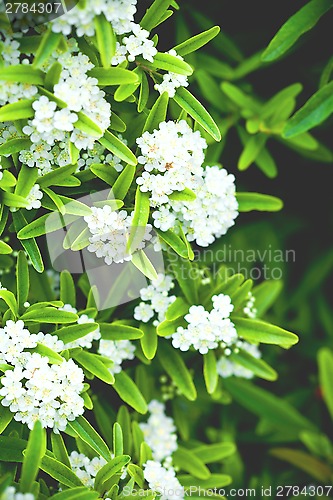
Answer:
[22,52,110,154]
[217,341,262,379]
[0,320,85,432]
[98,339,135,375]
[111,22,157,65]
[243,292,257,319]
[84,205,152,265]
[26,184,43,210]
[69,451,107,487]
[143,461,184,500]
[59,304,101,349]
[171,294,237,355]
[136,121,206,207]
[170,166,239,247]
[140,400,178,463]
[0,487,34,500]
[154,50,189,98]
[134,273,176,325]
[51,0,137,37]
[0,36,38,106]
[136,122,238,246]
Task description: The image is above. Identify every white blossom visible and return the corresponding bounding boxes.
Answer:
[134,274,176,324]
[26,184,43,210]
[143,461,184,500]
[0,486,35,500]
[217,341,262,379]
[98,339,135,374]
[154,50,189,98]
[69,451,107,488]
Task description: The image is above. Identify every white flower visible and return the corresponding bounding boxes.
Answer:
[1,486,35,500]
[0,320,85,432]
[53,108,78,131]
[26,184,43,210]
[154,50,189,98]
[243,292,257,318]
[98,339,135,375]
[140,400,178,462]
[217,341,262,379]
[143,461,184,500]
[134,274,176,324]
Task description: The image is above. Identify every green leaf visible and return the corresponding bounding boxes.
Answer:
[143,91,169,134]
[0,406,14,434]
[221,82,260,113]
[262,0,333,62]
[203,350,218,394]
[151,52,193,75]
[20,421,46,493]
[0,240,11,254]
[156,228,188,259]
[127,188,150,253]
[173,447,210,479]
[40,455,84,488]
[17,212,77,239]
[51,488,100,500]
[45,61,63,90]
[224,378,316,433]
[173,26,220,56]
[283,81,333,137]
[112,164,136,200]
[38,164,78,189]
[90,163,118,186]
[100,323,144,341]
[94,14,116,68]
[29,343,63,364]
[99,130,137,166]
[131,250,158,281]
[168,187,196,202]
[2,192,29,208]
[60,270,76,307]
[173,87,221,141]
[192,443,236,463]
[15,165,38,198]
[20,307,78,324]
[238,134,267,170]
[74,351,114,384]
[236,192,283,212]
[165,297,189,321]
[233,317,298,349]
[0,65,44,84]
[270,448,332,483]
[138,71,149,112]
[56,323,99,344]
[94,455,131,493]
[75,112,103,138]
[89,67,139,86]
[252,280,283,317]
[140,322,158,360]
[16,251,29,312]
[0,99,34,122]
[230,349,278,381]
[0,137,31,155]
[178,474,232,489]
[141,0,173,31]
[68,416,111,462]
[0,435,25,459]
[113,371,148,414]
[33,29,62,68]
[158,342,197,401]
[113,422,124,456]
[170,254,198,304]
[318,348,333,420]
[0,289,18,316]
[12,212,44,273]
[51,432,71,469]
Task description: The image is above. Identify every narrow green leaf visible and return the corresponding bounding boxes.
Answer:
[203,350,218,394]
[143,91,169,134]
[12,212,44,273]
[173,26,220,56]
[94,14,116,68]
[100,323,144,341]
[173,87,221,141]
[0,406,14,434]
[0,137,31,155]
[51,432,71,469]
[192,443,236,463]
[158,342,197,401]
[20,421,46,493]
[283,81,333,137]
[99,130,137,166]
[131,250,158,281]
[68,416,111,462]
[40,455,84,488]
[236,192,283,212]
[165,297,189,321]
[318,348,333,420]
[56,323,99,344]
[89,67,139,86]
[173,447,210,479]
[74,351,114,385]
[141,0,173,31]
[16,251,29,312]
[60,270,76,307]
[113,371,148,414]
[33,29,62,68]
[262,0,333,62]
[94,455,131,493]
[51,488,99,500]
[140,322,158,360]
[230,349,278,381]
[233,317,298,349]
[0,65,44,84]
[113,422,124,457]
[0,289,18,317]
[20,307,78,324]
[151,52,193,75]
[238,134,267,170]
[270,448,332,483]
